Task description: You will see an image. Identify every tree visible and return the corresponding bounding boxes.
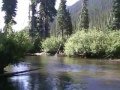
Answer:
[79,0,89,29]
[0,31,31,74]
[111,0,120,30]
[29,0,37,38]
[65,10,73,37]
[37,0,57,39]
[56,0,73,38]
[2,0,17,34]
[30,0,57,39]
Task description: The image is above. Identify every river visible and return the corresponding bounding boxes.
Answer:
[1,55,120,90]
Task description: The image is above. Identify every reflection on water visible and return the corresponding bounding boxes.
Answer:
[2,56,120,90]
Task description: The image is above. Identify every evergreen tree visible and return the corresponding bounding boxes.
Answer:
[79,0,89,29]
[56,0,73,38]
[37,1,49,39]
[29,0,37,38]
[2,0,17,34]
[30,0,56,39]
[65,10,73,37]
[38,0,56,39]
[111,0,120,30]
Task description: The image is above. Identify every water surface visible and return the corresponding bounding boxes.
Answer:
[1,56,120,90]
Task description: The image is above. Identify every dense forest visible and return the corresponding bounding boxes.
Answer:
[0,0,120,74]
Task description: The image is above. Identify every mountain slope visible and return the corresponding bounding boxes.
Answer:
[69,0,113,30]
[50,0,113,35]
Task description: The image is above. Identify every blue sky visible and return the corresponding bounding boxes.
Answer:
[0,0,79,31]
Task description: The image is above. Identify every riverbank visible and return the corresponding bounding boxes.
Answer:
[26,52,66,57]
[64,30,120,58]
[26,52,48,56]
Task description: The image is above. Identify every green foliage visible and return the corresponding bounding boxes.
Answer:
[42,37,63,53]
[79,0,89,29]
[56,0,73,38]
[65,10,73,36]
[51,0,113,35]
[105,31,120,57]
[2,0,17,24]
[3,23,13,35]
[110,0,120,30]
[21,27,42,53]
[65,29,120,58]
[30,0,57,39]
[29,37,42,53]
[2,0,17,34]
[0,31,31,69]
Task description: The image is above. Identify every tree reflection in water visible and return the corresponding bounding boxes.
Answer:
[0,77,16,90]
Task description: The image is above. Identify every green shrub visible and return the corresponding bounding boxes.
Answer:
[65,29,120,58]
[105,31,120,57]
[28,37,42,53]
[42,37,63,53]
[0,31,31,71]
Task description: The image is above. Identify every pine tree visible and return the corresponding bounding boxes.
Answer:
[30,0,56,39]
[29,0,38,38]
[79,0,89,29]
[65,10,73,37]
[111,0,120,30]
[56,0,73,38]
[2,0,17,34]
[37,1,49,39]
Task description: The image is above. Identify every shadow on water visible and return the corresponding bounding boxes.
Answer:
[0,77,16,90]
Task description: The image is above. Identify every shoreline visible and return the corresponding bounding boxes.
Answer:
[25,52,120,61]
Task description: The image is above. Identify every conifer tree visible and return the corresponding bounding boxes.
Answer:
[56,0,73,38]
[79,0,89,29]
[111,0,120,30]
[30,0,37,37]
[65,10,73,37]
[2,0,17,34]
[30,0,56,39]
[38,1,49,39]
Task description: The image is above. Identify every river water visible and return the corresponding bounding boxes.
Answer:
[1,55,120,90]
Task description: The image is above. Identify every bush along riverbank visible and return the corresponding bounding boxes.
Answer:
[42,37,64,55]
[65,29,120,58]
[0,31,31,74]
[42,29,120,58]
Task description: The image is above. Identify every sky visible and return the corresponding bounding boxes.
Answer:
[0,0,79,31]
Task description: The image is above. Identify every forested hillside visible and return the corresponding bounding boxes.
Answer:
[70,0,112,29]
[51,0,113,35]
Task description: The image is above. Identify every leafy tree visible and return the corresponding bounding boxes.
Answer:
[111,0,120,30]
[79,0,89,29]
[56,0,73,38]
[2,0,17,34]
